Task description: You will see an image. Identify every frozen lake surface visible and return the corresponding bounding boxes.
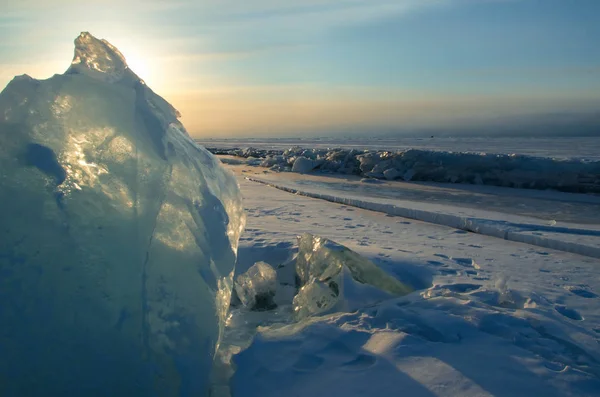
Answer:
[217,163,600,397]
[246,166,600,225]
[198,137,600,396]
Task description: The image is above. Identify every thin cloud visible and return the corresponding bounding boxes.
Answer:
[456,66,600,78]
[161,43,313,63]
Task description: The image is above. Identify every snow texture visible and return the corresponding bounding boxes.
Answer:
[223,164,600,397]
[208,146,600,193]
[235,261,278,311]
[0,32,245,396]
[246,176,600,259]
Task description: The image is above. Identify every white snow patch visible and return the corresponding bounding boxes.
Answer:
[245,176,600,259]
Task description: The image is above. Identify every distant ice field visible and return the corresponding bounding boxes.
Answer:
[197,136,600,161]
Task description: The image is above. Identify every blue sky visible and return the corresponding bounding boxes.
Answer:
[1,0,599,136]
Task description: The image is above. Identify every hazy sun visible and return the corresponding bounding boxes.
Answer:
[124,53,153,83]
[108,37,163,89]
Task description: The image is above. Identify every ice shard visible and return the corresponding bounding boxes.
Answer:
[235,261,278,311]
[293,233,413,319]
[0,32,245,396]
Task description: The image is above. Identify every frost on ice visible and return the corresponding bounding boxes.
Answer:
[0,32,245,396]
[293,233,413,319]
[234,261,278,311]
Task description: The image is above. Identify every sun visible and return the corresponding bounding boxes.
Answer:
[104,36,163,89]
[123,52,153,84]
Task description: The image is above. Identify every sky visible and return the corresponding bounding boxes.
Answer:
[1,0,599,137]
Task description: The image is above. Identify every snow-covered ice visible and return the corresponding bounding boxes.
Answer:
[244,170,600,259]
[0,33,244,396]
[213,164,600,397]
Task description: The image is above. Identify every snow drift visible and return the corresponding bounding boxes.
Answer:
[0,32,244,396]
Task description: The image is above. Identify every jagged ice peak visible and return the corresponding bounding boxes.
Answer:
[66,32,140,83]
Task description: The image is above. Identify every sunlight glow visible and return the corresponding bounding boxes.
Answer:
[98,35,166,89]
[125,53,153,84]
[1,0,598,137]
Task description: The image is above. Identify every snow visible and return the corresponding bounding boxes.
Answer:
[205,146,600,194]
[212,164,600,397]
[243,171,600,259]
[0,33,244,396]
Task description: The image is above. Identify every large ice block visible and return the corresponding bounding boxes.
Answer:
[0,32,245,396]
[293,233,413,318]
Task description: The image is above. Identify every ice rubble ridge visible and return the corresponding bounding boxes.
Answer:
[207,145,600,194]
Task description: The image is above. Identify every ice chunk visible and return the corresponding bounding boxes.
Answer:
[383,167,401,180]
[292,156,317,173]
[293,234,413,319]
[403,168,416,181]
[0,32,245,396]
[68,32,129,82]
[294,275,341,317]
[474,173,484,185]
[294,266,399,319]
[235,261,278,311]
[357,152,378,173]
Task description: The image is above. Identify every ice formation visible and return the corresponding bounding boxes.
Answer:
[291,156,318,173]
[207,146,600,193]
[293,233,413,318]
[0,32,245,396]
[234,261,278,311]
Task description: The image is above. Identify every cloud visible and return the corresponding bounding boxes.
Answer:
[0,0,451,80]
[0,0,440,87]
[160,43,313,64]
[454,65,600,78]
[2,0,597,138]
[180,0,441,43]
